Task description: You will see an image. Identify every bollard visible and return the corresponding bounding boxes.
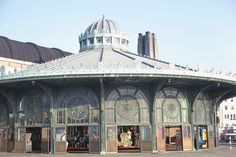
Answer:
[229,136,232,150]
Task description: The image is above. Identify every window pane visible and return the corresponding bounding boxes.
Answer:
[91,109,99,123]
[57,110,65,124]
[156,109,162,123]
[55,127,65,142]
[141,126,150,140]
[106,109,114,124]
[141,108,149,123]
[96,37,103,44]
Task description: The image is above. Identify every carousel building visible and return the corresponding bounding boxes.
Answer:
[0,17,236,154]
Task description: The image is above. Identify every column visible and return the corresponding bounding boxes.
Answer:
[50,109,54,154]
[100,78,106,154]
[151,87,157,153]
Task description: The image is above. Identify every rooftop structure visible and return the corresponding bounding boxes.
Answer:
[79,16,129,52]
[0,36,71,63]
[138,31,158,59]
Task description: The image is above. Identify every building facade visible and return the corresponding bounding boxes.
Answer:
[218,97,236,140]
[0,17,236,154]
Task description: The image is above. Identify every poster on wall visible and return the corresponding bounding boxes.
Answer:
[0,129,4,140]
[208,125,214,137]
[90,126,99,140]
[17,128,25,142]
[107,126,116,140]
[184,126,191,138]
[141,126,150,140]
[42,128,49,139]
[156,126,164,140]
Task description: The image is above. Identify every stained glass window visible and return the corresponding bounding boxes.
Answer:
[20,92,50,127]
[193,93,212,124]
[55,87,99,125]
[154,87,188,123]
[106,86,150,125]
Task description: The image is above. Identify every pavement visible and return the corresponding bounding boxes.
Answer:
[0,145,236,157]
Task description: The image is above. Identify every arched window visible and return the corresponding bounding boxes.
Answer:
[106,86,150,125]
[154,87,188,123]
[55,87,99,125]
[193,93,212,124]
[19,91,50,127]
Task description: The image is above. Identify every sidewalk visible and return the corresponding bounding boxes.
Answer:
[0,145,235,157]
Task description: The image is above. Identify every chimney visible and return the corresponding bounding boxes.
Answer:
[137,31,158,59]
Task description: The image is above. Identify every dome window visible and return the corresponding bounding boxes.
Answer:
[114,37,120,45]
[82,39,87,46]
[88,38,94,45]
[105,37,112,44]
[79,17,129,52]
[96,37,103,44]
[121,39,126,45]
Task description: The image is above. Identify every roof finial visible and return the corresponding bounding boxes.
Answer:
[102,15,105,20]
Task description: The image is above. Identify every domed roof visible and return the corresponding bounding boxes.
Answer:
[85,17,119,34]
[79,16,129,52]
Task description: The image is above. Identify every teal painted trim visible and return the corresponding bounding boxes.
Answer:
[99,78,106,154]
[1,72,236,85]
[50,111,54,154]
[151,110,157,153]
[150,85,157,153]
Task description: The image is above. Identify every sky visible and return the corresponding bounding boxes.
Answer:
[0,0,236,73]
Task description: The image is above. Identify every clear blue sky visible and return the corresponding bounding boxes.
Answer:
[0,0,236,72]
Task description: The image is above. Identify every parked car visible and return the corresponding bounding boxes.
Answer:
[225,129,236,142]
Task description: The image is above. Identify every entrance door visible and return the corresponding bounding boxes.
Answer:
[165,126,182,151]
[66,126,89,152]
[25,127,42,153]
[194,125,208,149]
[117,126,140,152]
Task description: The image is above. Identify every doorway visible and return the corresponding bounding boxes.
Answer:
[117,126,140,152]
[194,125,208,149]
[165,126,182,151]
[66,126,89,152]
[25,127,41,153]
